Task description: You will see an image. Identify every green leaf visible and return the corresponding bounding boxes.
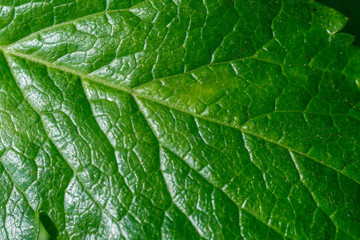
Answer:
[0,0,360,239]
[317,0,360,46]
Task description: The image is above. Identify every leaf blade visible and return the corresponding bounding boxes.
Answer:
[1,0,360,239]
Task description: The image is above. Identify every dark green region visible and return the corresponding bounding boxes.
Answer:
[318,0,360,46]
[39,212,58,240]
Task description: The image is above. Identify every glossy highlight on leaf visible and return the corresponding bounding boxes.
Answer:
[0,0,360,239]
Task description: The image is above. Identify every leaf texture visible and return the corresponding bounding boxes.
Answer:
[0,0,360,239]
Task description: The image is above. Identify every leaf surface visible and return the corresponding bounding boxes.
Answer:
[0,0,360,239]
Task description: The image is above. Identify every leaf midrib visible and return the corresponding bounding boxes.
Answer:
[0,45,296,239]
[1,3,358,239]
[1,46,358,187]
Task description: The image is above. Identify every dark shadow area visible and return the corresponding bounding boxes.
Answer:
[318,0,360,46]
[40,212,58,240]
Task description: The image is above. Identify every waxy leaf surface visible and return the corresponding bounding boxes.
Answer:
[0,0,360,239]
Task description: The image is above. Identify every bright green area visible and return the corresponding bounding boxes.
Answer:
[0,0,360,239]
